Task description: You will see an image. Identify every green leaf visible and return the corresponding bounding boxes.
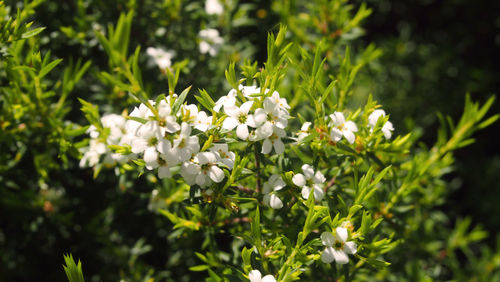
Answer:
[62,253,85,282]
[189,265,210,271]
[39,58,63,78]
[172,86,192,114]
[241,247,252,267]
[21,27,46,38]
[251,206,261,246]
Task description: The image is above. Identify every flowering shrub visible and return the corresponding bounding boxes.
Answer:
[1,0,499,281]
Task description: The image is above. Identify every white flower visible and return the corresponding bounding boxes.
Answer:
[265,91,290,113]
[320,227,357,264]
[381,121,394,139]
[213,85,260,113]
[222,101,256,140]
[194,111,212,132]
[209,143,235,169]
[213,93,237,113]
[126,103,151,136]
[257,94,289,130]
[199,28,223,56]
[248,270,276,282]
[157,99,181,134]
[101,114,126,144]
[261,127,286,155]
[157,140,179,179]
[263,174,286,209]
[129,121,164,169]
[146,47,174,69]
[292,164,326,201]
[368,109,394,139]
[172,122,200,162]
[181,152,225,187]
[297,122,312,143]
[79,140,106,167]
[205,0,223,15]
[180,104,212,132]
[329,112,358,144]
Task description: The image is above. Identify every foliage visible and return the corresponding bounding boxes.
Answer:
[63,253,85,282]
[0,0,498,281]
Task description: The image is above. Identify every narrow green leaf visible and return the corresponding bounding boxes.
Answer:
[172,86,192,114]
[39,58,63,78]
[21,27,46,38]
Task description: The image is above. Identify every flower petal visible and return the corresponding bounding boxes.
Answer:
[222,117,238,130]
[333,249,349,264]
[236,124,249,140]
[321,247,335,263]
[301,186,312,199]
[248,270,262,282]
[344,241,357,255]
[292,173,306,187]
[273,139,285,154]
[301,164,315,179]
[240,101,254,114]
[261,275,277,282]
[313,184,325,201]
[335,227,348,242]
[144,147,158,164]
[268,194,283,209]
[262,139,272,154]
[209,166,225,183]
[252,108,267,126]
[330,128,343,142]
[330,112,345,126]
[320,231,335,247]
[343,129,356,144]
[344,121,358,132]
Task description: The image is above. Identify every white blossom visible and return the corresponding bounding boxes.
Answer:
[329,112,358,144]
[146,47,174,69]
[297,122,312,143]
[248,270,276,282]
[205,0,223,15]
[172,122,200,162]
[157,99,181,134]
[263,174,286,209]
[181,152,225,187]
[199,28,223,56]
[320,227,357,264]
[368,109,394,139]
[292,164,326,201]
[222,101,256,140]
[261,126,286,155]
[182,104,212,132]
[209,143,235,169]
[80,114,132,168]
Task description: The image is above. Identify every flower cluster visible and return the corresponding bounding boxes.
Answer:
[122,97,234,187]
[217,85,290,154]
[80,114,132,168]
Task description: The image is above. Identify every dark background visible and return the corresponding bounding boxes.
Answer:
[353,0,500,240]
